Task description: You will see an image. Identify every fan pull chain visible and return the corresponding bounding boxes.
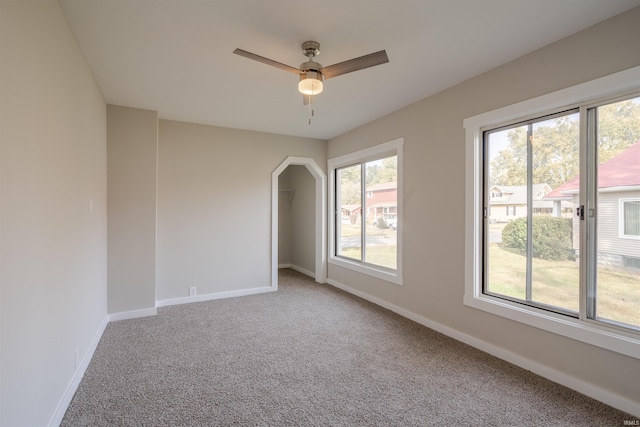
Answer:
[308,95,314,125]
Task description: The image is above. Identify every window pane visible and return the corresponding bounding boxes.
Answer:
[624,201,640,236]
[486,126,528,301]
[595,96,640,328]
[336,164,361,261]
[364,156,397,269]
[485,112,580,314]
[530,114,579,312]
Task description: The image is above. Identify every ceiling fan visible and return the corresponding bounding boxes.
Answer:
[233,41,389,105]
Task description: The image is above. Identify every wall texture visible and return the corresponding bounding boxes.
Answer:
[0,1,108,425]
[156,120,325,302]
[327,6,640,413]
[107,105,158,315]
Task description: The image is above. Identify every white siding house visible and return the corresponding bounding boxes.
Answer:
[545,142,640,269]
[488,183,572,223]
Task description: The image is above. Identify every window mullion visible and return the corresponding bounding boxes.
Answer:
[361,162,366,263]
[583,106,598,321]
[334,169,339,258]
[526,124,533,302]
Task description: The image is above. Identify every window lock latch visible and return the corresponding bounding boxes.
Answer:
[576,205,585,220]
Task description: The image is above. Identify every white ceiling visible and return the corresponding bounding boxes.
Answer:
[59,0,640,140]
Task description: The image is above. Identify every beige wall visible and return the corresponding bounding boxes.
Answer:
[327,7,640,410]
[278,167,293,265]
[0,1,108,425]
[156,120,325,301]
[107,105,158,314]
[289,165,316,275]
[277,164,318,276]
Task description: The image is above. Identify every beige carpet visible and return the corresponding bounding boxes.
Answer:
[62,269,631,426]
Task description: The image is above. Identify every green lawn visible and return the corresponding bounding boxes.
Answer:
[341,245,397,270]
[339,222,397,269]
[488,243,640,327]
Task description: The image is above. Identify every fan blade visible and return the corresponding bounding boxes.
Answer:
[321,50,388,79]
[233,48,301,75]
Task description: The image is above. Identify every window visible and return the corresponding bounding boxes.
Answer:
[464,66,640,359]
[329,138,403,285]
[621,199,640,238]
[484,109,580,316]
[624,256,640,270]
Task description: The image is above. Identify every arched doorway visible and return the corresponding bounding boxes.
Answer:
[271,157,326,288]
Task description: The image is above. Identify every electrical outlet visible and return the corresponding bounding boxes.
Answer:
[189,286,196,297]
[75,348,80,370]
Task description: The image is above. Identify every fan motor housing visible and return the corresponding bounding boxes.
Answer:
[299,60,322,74]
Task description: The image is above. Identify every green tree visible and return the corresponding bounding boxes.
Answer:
[339,156,397,205]
[490,115,580,189]
[339,164,361,205]
[490,99,640,189]
[490,127,528,187]
[366,156,397,186]
[597,99,640,162]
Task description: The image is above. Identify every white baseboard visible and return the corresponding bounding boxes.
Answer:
[156,286,275,308]
[288,264,315,279]
[326,278,640,418]
[108,307,158,322]
[278,263,291,269]
[48,314,109,427]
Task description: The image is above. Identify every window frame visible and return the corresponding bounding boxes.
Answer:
[619,198,640,239]
[464,66,640,360]
[482,108,581,318]
[328,138,404,285]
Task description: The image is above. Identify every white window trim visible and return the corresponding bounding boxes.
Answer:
[619,198,640,240]
[328,138,404,285]
[464,65,640,360]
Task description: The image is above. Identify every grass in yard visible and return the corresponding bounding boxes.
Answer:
[339,221,397,270]
[597,268,640,327]
[488,243,640,327]
[338,222,362,237]
[341,245,397,270]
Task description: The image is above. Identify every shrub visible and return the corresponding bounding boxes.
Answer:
[375,216,388,229]
[501,216,573,260]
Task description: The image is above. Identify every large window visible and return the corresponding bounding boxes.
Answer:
[464,66,640,359]
[484,110,580,316]
[329,139,403,284]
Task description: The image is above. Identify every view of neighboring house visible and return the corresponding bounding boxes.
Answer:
[544,141,640,270]
[488,183,573,223]
[366,181,397,222]
[340,181,398,226]
[341,204,362,224]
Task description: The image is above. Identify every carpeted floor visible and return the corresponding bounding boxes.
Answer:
[62,269,632,426]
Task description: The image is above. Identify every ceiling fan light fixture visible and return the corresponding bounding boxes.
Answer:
[298,71,323,95]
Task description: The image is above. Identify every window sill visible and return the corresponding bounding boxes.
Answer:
[618,234,640,240]
[329,256,403,286]
[463,292,640,360]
